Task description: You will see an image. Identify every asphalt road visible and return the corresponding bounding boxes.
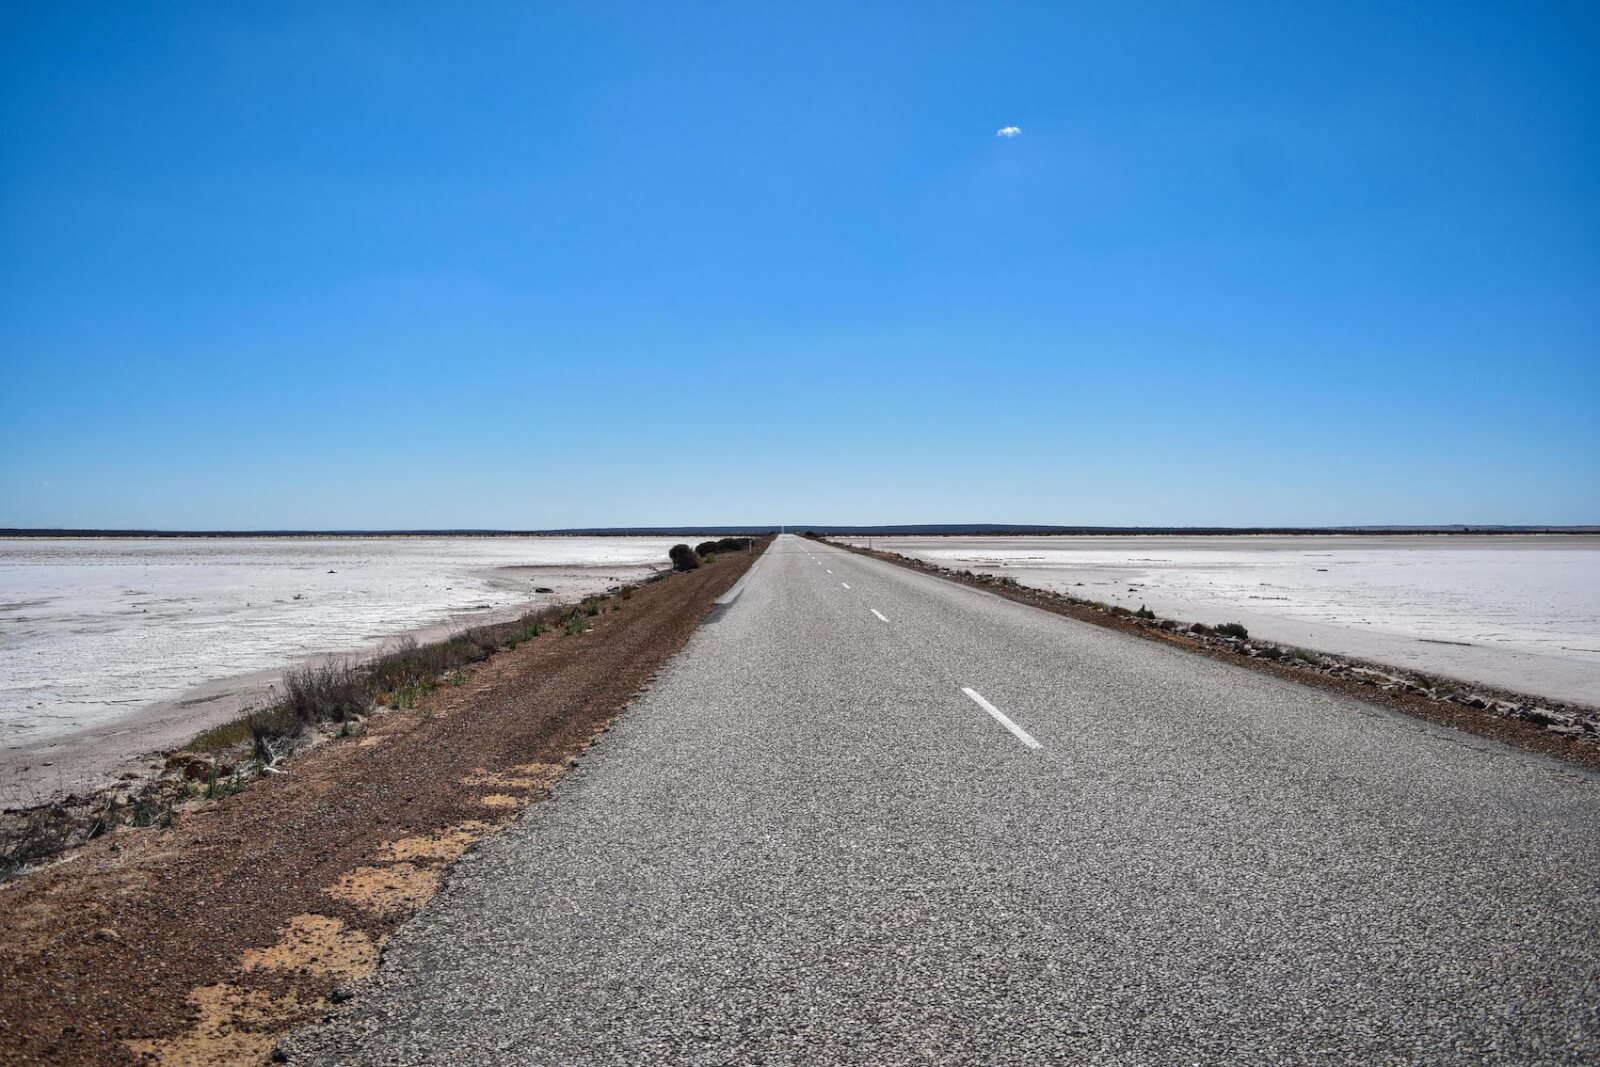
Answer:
[287,535,1600,1065]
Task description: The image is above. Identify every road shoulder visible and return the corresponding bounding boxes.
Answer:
[0,541,768,1066]
[820,538,1600,773]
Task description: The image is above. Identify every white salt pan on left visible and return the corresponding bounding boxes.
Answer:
[0,536,686,794]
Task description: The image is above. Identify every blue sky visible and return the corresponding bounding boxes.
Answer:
[2,2,1596,528]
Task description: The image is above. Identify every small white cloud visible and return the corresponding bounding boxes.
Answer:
[996,126,1021,138]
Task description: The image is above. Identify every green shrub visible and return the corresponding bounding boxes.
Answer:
[669,544,699,571]
[1134,605,1156,620]
[246,706,299,761]
[282,663,367,725]
[1215,622,1249,639]
[191,717,255,753]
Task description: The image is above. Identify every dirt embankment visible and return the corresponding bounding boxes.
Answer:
[0,541,766,1066]
[825,539,1600,774]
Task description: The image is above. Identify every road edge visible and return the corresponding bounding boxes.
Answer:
[819,537,1600,774]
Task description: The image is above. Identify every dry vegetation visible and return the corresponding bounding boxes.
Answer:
[2,538,766,879]
[0,582,655,877]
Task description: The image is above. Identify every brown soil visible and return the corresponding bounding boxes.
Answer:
[0,543,765,1066]
[829,540,1600,775]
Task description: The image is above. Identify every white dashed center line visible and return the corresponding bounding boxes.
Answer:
[961,687,1042,750]
[841,582,850,589]
[870,609,889,623]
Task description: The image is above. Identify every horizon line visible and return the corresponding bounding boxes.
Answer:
[4,523,1597,539]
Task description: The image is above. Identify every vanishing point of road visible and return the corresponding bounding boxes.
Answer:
[288,535,1600,1065]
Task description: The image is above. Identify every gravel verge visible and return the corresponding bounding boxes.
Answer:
[0,541,766,1066]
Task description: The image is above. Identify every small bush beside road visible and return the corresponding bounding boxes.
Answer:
[1,538,774,876]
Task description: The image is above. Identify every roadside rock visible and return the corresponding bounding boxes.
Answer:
[185,759,217,781]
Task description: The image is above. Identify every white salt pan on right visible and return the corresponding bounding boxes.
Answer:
[844,535,1600,707]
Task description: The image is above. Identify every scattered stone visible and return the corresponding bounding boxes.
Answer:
[181,757,216,782]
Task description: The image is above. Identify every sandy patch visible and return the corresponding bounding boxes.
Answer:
[125,982,307,1066]
[514,760,568,781]
[461,762,566,791]
[462,771,538,789]
[240,914,380,980]
[324,863,442,918]
[375,822,490,864]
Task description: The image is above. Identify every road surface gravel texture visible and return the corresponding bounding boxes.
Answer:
[287,536,1600,1066]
